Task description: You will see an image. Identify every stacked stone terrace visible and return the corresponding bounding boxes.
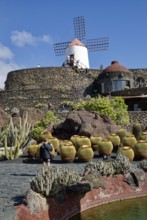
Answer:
[0,67,99,110]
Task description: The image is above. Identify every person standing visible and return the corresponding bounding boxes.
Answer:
[40,138,53,166]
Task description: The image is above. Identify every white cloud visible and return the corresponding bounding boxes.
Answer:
[0,60,21,89]
[0,43,14,60]
[0,43,22,89]
[10,30,52,47]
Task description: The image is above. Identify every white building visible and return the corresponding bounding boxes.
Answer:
[65,38,89,69]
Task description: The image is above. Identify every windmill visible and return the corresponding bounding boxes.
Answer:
[53,16,109,69]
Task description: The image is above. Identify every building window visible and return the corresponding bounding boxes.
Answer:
[113,80,130,91]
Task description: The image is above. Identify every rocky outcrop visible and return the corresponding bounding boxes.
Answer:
[53,110,120,138]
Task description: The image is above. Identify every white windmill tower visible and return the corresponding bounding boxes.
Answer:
[53,16,109,69]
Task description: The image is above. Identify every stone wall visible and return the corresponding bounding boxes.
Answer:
[0,67,99,110]
[126,111,147,131]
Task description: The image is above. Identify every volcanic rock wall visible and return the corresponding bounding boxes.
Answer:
[0,67,99,110]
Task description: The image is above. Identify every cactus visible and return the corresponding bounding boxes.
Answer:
[40,130,52,141]
[132,122,142,140]
[139,131,147,141]
[138,159,147,171]
[122,135,137,148]
[108,134,120,152]
[27,144,40,157]
[98,139,113,156]
[77,145,94,162]
[113,152,131,174]
[3,112,32,160]
[47,137,59,151]
[75,136,91,150]
[84,152,131,176]
[70,135,80,148]
[116,129,127,143]
[134,140,147,159]
[118,146,134,161]
[60,143,76,162]
[30,165,82,201]
[90,135,102,151]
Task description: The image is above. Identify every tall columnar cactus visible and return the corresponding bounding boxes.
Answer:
[132,122,142,140]
[3,112,32,160]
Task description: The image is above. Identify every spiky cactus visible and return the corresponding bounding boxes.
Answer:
[118,146,135,161]
[70,135,80,148]
[60,143,76,162]
[90,135,102,151]
[116,129,127,143]
[134,140,147,159]
[30,165,82,200]
[108,134,120,152]
[139,131,147,141]
[3,112,32,160]
[122,135,137,149]
[132,122,142,140]
[47,137,59,152]
[77,145,94,162]
[98,139,113,156]
[75,136,91,150]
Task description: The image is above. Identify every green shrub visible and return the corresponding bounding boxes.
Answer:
[31,111,57,141]
[64,96,129,126]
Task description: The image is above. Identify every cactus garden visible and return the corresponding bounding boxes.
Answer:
[0,97,147,220]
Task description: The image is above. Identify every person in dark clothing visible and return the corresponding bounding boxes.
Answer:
[40,138,53,166]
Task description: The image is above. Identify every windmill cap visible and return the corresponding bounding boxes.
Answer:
[68,38,86,47]
[103,61,129,73]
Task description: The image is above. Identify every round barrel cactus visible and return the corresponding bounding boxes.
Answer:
[139,131,147,141]
[98,139,113,156]
[47,137,60,151]
[41,130,52,141]
[77,145,94,162]
[122,135,137,148]
[60,140,73,146]
[70,135,80,149]
[108,134,120,149]
[60,143,76,162]
[27,144,40,157]
[116,129,127,143]
[90,135,102,151]
[74,136,91,150]
[134,140,147,159]
[118,146,135,161]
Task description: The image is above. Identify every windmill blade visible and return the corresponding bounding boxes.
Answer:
[53,41,70,56]
[73,16,86,40]
[87,37,109,52]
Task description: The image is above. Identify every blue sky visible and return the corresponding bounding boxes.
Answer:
[0,0,147,88]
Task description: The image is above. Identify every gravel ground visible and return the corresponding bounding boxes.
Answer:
[0,155,90,220]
